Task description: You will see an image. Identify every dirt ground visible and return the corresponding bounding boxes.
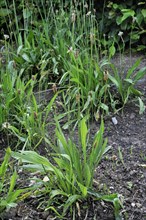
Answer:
[0,54,146,220]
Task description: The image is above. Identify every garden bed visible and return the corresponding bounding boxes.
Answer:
[1,98,146,220]
[0,54,146,220]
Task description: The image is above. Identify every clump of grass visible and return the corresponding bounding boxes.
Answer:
[12,118,122,219]
[0,147,27,213]
[0,61,57,149]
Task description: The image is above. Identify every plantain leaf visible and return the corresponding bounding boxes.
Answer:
[50,189,68,199]
[21,53,31,63]
[109,44,116,57]
[0,147,11,178]
[80,118,88,163]
[63,194,82,213]
[126,59,141,79]
[12,151,54,171]
[134,67,146,82]
[77,182,87,197]
[108,74,119,88]
[8,170,18,196]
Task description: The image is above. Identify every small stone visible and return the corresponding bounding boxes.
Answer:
[136,203,142,208]
[130,170,136,175]
[131,202,136,207]
[112,117,118,125]
[43,176,49,182]
[101,201,105,206]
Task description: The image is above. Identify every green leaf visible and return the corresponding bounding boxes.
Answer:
[141,9,146,18]
[50,189,68,199]
[77,182,87,197]
[133,67,146,82]
[126,59,141,79]
[21,53,31,63]
[0,8,12,17]
[80,118,88,163]
[23,8,32,19]
[55,128,68,154]
[138,97,145,114]
[83,163,91,187]
[100,103,109,114]
[113,4,118,9]
[108,74,119,88]
[6,189,27,204]
[45,206,64,218]
[88,189,119,202]
[44,92,58,120]
[116,16,122,25]
[12,151,54,171]
[130,87,142,96]
[121,9,135,22]
[70,78,82,86]
[103,145,112,155]
[89,120,107,169]
[124,79,133,84]
[63,195,81,213]
[17,45,23,55]
[109,45,116,57]
[82,95,91,112]
[8,171,18,195]
[0,147,11,178]
[8,126,26,142]
[113,198,123,220]
[62,119,76,130]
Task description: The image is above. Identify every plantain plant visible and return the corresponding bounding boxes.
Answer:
[108,58,146,112]
[0,61,58,150]
[0,147,26,213]
[12,118,122,219]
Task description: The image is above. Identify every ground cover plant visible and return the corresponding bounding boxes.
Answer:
[0,0,146,219]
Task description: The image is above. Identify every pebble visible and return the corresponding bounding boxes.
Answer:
[112,117,118,125]
[131,202,136,207]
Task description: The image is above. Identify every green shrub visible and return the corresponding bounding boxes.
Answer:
[95,0,146,51]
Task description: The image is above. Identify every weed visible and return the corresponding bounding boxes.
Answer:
[0,148,27,213]
[12,118,122,219]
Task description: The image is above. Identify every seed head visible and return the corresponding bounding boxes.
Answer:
[4,34,9,40]
[103,70,109,81]
[71,12,76,23]
[67,47,73,53]
[34,112,38,119]
[86,11,91,16]
[76,93,80,103]
[90,33,95,44]
[52,83,57,93]
[118,31,123,37]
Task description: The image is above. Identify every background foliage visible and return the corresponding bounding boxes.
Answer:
[0,0,146,51]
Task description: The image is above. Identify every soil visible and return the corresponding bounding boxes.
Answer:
[0,54,146,220]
